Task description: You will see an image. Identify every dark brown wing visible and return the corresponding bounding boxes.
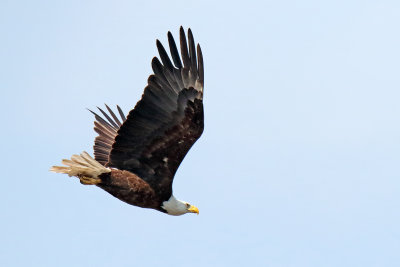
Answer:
[90,105,126,166]
[108,27,204,200]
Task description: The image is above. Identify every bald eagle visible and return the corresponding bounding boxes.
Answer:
[51,27,203,216]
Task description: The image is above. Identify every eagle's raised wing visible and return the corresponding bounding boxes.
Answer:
[91,27,204,200]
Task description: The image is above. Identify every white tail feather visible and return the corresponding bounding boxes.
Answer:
[50,151,111,178]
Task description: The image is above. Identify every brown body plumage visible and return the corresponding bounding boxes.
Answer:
[98,170,160,210]
[51,27,204,215]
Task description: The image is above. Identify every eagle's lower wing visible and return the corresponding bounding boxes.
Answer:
[90,105,126,166]
[107,27,204,200]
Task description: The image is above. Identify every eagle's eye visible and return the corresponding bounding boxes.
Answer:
[186,203,190,208]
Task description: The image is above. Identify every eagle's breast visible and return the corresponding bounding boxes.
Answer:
[98,169,161,209]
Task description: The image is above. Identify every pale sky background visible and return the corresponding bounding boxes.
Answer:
[1,1,400,266]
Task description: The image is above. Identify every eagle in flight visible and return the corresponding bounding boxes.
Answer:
[51,27,204,216]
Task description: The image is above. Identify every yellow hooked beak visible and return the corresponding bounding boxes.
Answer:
[188,205,199,214]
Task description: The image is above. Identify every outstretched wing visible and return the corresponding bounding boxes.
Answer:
[106,27,204,200]
[90,105,126,166]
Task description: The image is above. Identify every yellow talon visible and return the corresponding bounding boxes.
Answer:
[79,176,101,185]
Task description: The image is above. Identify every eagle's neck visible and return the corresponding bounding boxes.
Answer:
[161,195,188,216]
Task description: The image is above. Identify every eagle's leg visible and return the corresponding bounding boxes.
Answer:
[78,175,102,185]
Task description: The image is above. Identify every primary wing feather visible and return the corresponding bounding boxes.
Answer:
[91,105,127,165]
[102,27,204,200]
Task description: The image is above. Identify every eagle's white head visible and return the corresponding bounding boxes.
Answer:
[161,195,199,216]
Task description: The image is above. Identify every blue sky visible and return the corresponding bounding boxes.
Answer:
[1,0,400,266]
